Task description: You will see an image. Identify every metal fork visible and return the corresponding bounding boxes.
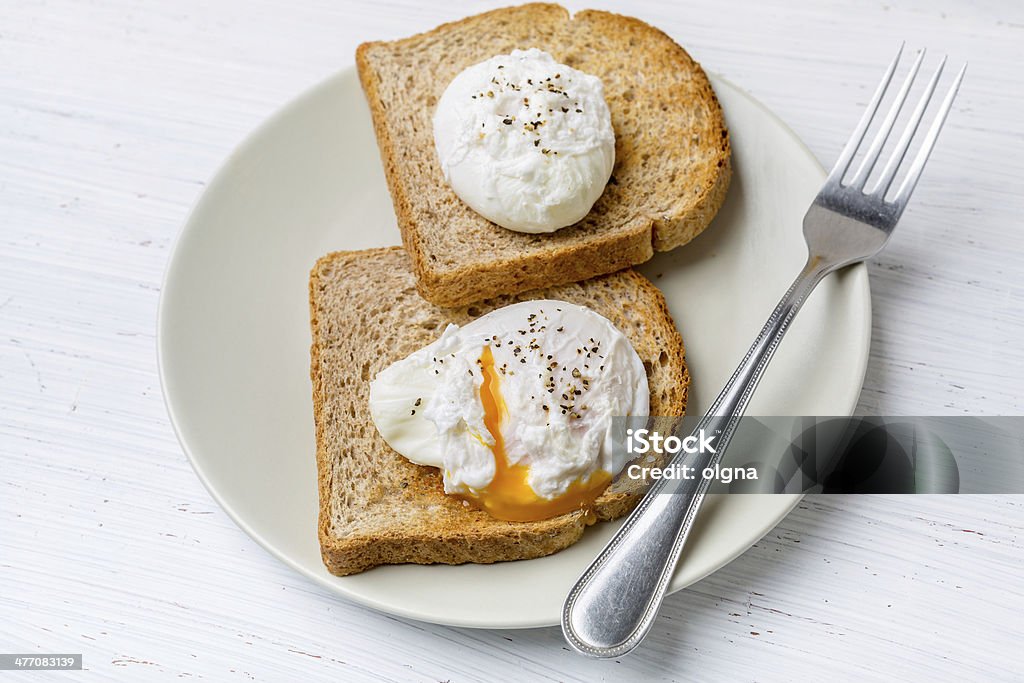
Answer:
[562,46,966,658]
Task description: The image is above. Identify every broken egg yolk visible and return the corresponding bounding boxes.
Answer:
[457,345,612,522]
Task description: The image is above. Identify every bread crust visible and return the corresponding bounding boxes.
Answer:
[309,246,688,576]
[356,4,731,307]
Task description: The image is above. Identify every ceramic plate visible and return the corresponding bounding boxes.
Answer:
[158,67,870,628]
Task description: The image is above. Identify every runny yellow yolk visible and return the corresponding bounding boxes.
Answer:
[460,345,611,522]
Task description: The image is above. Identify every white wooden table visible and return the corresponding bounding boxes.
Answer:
[2,1,1022,680]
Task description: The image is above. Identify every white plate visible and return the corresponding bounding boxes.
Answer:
[158,67,870,629]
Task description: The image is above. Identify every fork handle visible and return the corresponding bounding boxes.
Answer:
[562,256,832,658]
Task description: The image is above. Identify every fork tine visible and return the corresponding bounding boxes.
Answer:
[828,43,904,183]
[890,63,967,207]
[847,49,926,189]
[870,56,947,197]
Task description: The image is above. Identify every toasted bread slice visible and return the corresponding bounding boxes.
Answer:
[309,247,688,576]
[356,3,731,307]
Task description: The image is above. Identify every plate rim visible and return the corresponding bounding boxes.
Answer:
[157,66,871,629]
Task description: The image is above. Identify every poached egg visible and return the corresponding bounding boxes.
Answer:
[368,301,648,521]
[432,49,615,234]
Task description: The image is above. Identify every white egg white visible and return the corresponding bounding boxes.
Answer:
[368,301,649,499]
[432,48,615,234]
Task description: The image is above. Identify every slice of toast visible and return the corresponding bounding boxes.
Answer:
[356,4,731,307]
[309,247,688,576]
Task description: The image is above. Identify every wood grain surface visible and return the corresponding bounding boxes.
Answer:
[1,0,1022,680]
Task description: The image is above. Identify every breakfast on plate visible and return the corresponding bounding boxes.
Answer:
[309,4,729,576]
[308,248,688,576]
[356,3,731,306]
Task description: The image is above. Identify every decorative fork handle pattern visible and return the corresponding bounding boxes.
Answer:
[562,256,832,658]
